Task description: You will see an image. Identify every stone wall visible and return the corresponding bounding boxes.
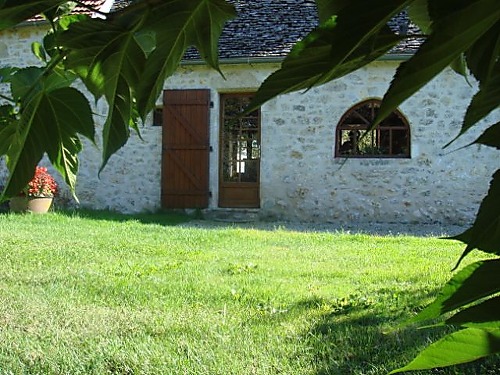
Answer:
[0,25,163,213]
[163,63,498,224]
[1,25,498,223]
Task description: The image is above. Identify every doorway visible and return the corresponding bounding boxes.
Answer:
[219,93,261,208]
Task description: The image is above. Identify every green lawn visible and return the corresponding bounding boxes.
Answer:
[0,211,498,374]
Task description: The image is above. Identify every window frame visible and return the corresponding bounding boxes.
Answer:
[335,99,411,159]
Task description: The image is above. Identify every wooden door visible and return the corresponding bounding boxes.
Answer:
[219,93,261,208]
[161,89,210,208]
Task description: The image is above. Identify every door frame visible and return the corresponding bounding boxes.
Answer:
[218,92,261,208]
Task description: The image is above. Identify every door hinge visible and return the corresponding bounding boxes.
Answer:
[210,101,214,108]
[209,146,213,152]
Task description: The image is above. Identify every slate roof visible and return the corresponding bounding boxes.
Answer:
[21,1,421,58]
[203,0,319,60]
[111,0,421,60]
[387,11,423,54]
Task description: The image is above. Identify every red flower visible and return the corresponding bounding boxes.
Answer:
[23,166,58,198]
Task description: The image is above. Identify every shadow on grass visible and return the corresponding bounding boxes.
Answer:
[177,219,467,238]
[56,208,195,226]
[291,290,500,375]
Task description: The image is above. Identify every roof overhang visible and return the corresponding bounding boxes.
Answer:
[180,53,413,66]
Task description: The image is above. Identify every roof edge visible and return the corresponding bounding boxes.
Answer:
[181,53,413,66]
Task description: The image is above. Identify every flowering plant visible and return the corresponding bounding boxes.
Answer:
[23,166,58,198]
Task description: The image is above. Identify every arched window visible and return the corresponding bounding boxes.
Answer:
[335,99,410,158]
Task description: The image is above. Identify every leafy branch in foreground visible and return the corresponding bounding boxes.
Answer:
[0,0,236,198]
[388,171,500,372]
[248,0,499,371]
[0,62,94,199]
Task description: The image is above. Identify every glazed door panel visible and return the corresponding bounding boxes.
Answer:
[219,94,260,208]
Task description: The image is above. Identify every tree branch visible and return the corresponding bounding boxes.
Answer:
[0,94,15,104]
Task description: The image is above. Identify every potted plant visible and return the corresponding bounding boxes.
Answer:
[9,166,58,213]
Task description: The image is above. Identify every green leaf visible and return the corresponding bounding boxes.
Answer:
[58,0,235,170]
[31,41,47,63]
[449,53,469,78]
[374,0,500,126]
[59,16,146,169]
[134,29,156,57]
[410,259,500,324]
[447,64,500,146]
[462,66,500,133]
[0,104,14,124]
[42,14,87,58]
[2,86,94,199]
[248,27,401,113]
[314,0,351,23]
[38,88,95,195]
[452,170,500,262]
[390,328,500,373]
[0,123,17,165]
[0,66,18,87]
[474,122,500,149]
[9,67,44,102]
[407,0,432,34]
[59,16,144,100]
[0,105,17,158]
[136,0,236,119]
[447,296,500,328]
[249,0,410,112]
[466,21,500,85]
[0,0,65,30]
[9,66,76,105]
[409,2,470,81]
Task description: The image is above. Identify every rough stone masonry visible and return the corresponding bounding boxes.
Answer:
[0,25,498,224]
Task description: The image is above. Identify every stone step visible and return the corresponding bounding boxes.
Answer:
[203,209,260,222]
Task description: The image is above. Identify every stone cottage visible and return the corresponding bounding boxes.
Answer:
[1,0,498,223]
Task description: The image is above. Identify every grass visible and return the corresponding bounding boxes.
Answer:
[0,210,498,374]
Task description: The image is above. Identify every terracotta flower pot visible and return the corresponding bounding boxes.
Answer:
[9,196,54,214]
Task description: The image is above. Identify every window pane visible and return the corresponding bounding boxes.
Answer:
[358,130,378,155]
[224,119,238,132]
[223,160,239,182]
[242,118,258,128]
[353,106,374,124]
[339,129,361,155]
[379,129,391,154]
[225,97,248,116]
[251,139,261,159]
[392,129,409,155]
[240,160,258,182]
[237,140,248,162]
[380,112,403,127]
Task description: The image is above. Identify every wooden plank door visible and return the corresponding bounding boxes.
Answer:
[161,89,210,208]
[219,93,261,208]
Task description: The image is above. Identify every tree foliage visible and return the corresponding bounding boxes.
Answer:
[0,0,236,196]
[267,1,498,371]
[0,0,499,372]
